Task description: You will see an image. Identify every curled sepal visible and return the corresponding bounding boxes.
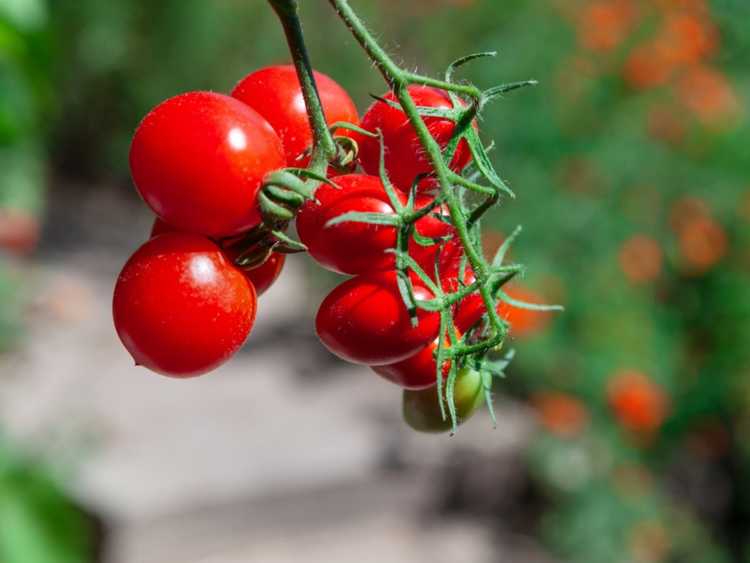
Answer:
[329,121,378,138]
[496,289,564,312]
[234,244,276,269]
[463,127,514,198]
[492,225,522,267]
[270,229,308,253]
[482,80,539,105]
[324,211,400,228]
[259,191,296,223]
[445,51,498,83]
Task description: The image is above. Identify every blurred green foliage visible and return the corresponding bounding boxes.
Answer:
[0,441,94,563]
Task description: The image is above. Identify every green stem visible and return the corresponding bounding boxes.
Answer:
[268,0,337,171]
[328,0,507,339]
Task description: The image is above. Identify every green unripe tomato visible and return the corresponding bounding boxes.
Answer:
[402,367,484,433]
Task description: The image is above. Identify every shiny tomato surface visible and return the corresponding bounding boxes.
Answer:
[352,85,473,193]
[297,174,453,275]
[372,330,458,390]
[315,271,440,365]
[113,233,257,377]
[149,218,286,297]
[232,65,359,165]
[130,91,285,238]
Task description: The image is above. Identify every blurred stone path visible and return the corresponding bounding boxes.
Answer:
[0,188,555,563]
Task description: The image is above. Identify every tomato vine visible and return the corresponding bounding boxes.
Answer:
[261,0,561,432]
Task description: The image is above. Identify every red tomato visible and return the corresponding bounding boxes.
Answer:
[149,218,285,297]
[402,366,483,433]
[229,250,286,297]
[607,370,668,434]
[231,65,359,165]
[351,85,473,193]
[455,285,551,338]
[372,329,459,390]
[315,271,440,365]
[297,174,453,275]
[130,91,286,238]
[113,233,257,377]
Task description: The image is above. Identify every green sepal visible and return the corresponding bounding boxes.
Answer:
[324,211,400,228]
[496,289,564,312]
[482,80,538,103]
[445,51,498,83]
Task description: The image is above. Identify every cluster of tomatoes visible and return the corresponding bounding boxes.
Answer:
[112,63,528,433]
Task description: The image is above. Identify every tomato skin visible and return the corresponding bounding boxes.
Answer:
[149,218,286,297]
[235,252,285,297]
[231,65,359,165]
[372,330,457,390]
[130,91,286,238]
[352,85,473,193]
[297,174,453,275]
[113,233,257,377]
[455,285,551,337]
[402,367,483,433]
[315,271,440,365]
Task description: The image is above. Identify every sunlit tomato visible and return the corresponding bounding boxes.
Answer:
[315,271,440,365]
[231,65,359,165]
[130,91,286,238]
[402,366,483,433]
[372,329,459,390]
[297,174,453,275]
[607,370,668,434]
[149,218,286,296]
[351,85,473,193]
[455,285,551,337]
[113,233,257,377]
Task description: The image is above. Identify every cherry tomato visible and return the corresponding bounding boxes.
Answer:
[297,174,453,275]
[315,271,440,365]
[351,85,473,193]
[229,251,286,297]
[607,370,668,434]
[402,366,483,433]
[130,91,286,238]
[372,329,459,390]
[149,218,286,297]
[455,285,551,338]
[113,233,257,377]
[231,65,359,165]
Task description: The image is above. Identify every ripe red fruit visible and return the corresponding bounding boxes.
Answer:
[297,174,453,275]
[130,91,286,238]
[113,233,257,377]
[352,85,473,193]
[315,271,440,365]
[149,218,286,296]
[372,329,459,390]
[231,65,359,165]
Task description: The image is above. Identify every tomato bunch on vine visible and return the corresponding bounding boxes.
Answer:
[112,0,559,434]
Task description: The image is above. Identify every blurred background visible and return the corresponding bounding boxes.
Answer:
[1,0,748,561]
